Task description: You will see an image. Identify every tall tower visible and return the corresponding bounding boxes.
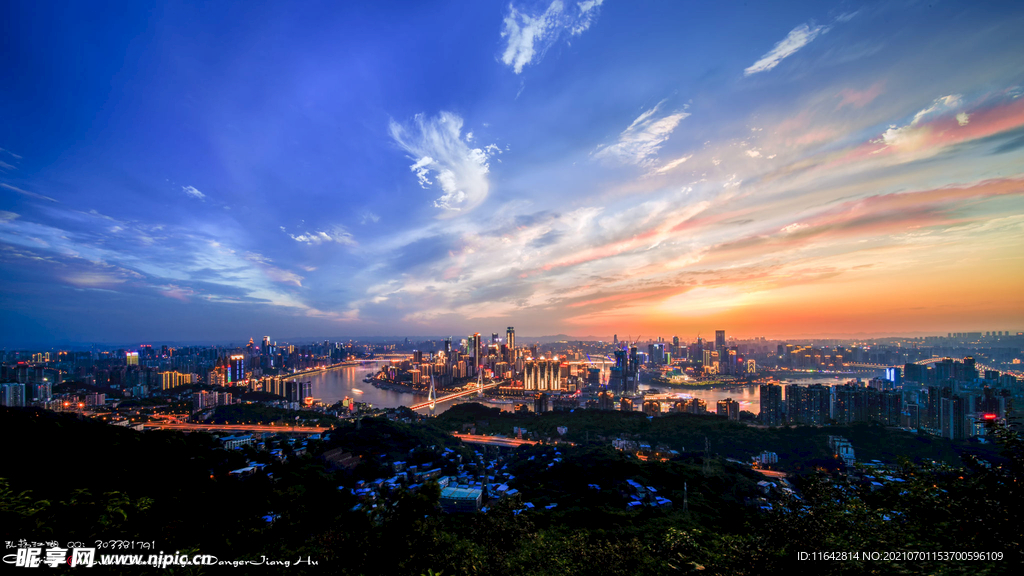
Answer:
[506,327,516,352]
[715,330,726,351]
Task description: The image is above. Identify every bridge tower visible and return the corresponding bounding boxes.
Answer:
[429,374,436,410]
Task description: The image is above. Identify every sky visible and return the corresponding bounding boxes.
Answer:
[2,0,1024,346]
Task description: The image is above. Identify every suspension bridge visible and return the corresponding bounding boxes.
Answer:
[409,374,501,410]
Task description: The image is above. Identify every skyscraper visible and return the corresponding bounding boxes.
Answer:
[228,354,245,384]
[471,333,482,372]
[506,327,515,353]
[715,330,726,350]
[759,384,783,426]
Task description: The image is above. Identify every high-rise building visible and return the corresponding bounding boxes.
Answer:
[717,398,739,420]
[228,355,245,384]
[524,360,558,392]
[161,371,195,390]
[470,333,482,373]
[1,383,26,407]
[643,400,661,417]
[803,384,829,425]
[785,384,803,424]
[126,351,139,366]
[941,395,966,440]
[286,381,312,403]
[759,384,783,426]
[715,330,726,350]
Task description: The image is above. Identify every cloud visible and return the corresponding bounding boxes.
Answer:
[182,185,206,200]
[654,154,692,174]
[745,149,762,158]
[871,95,968,151]
[389,112,499,214]
[910,94,962,126]
[594,101,690,167]
[360,211,380,224]
[500,0,605,74]
[1,183,57,203]
[744,22,829,76]
[288,225,356,246]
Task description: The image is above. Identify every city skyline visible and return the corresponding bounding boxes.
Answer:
[3,1,1024,345]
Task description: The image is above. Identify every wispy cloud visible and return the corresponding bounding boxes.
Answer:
[1,183,58,203]
[500,0,605,74]
[389,112,499,214]
[594,101,690,167]
[745,22,828,76]
[654,154,692,174]
[182,185,205,200]
[285,225,356,246]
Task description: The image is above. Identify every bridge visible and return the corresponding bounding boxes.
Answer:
[410,382,501,410]
[142,422,328,434]
[452,433,536,447]
[846,357,1018,377]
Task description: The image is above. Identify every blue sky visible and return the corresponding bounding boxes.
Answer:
[2,0,1024,346]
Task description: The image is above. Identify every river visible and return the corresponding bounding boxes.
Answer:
[303,362,862,414]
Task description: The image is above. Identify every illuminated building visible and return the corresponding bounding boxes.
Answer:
[715,330,726,351]
[469,333,482,374]
[161,371,195,390]
[524,360,558,391]
[126,351,139,366]
[228,355,245,383]
[642,400,661,417]
[717,398,739,420]
[207,369,226,387]
[597,390,614,410]
[262,377,285,397]
[620,397,634,412]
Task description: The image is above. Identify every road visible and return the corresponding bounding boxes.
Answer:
[452,433,536,447]
[142,422,327,434]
